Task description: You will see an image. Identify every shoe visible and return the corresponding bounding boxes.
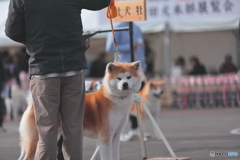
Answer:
[144,132,151,138]
[0,127,6,133]
[120,129,138,142]
[120,129,150,142]
[120,134,131,142]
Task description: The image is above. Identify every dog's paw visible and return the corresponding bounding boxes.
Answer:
[133,93,143,102]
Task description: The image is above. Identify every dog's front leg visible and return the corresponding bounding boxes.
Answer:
[98,136,113,160]
[18,147,25,160]
[111,132,121,160]
[112,115,129,160]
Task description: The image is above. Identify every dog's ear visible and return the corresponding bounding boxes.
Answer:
[107,62,117,72]
[131,61,141,70]
[158,80,165,86]
[149,81,154,88]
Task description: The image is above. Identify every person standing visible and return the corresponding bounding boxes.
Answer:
[0,53,6,132]
[89,52,108,78]
[106,22,147,71]
[189,56,207,76]
[171,56,186,77]
[219,54,238,74]
[5,0,110,159]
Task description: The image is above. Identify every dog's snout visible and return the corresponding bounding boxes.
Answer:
[122,82,128,90]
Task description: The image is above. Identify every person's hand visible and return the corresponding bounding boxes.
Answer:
[85,39,90,50]
[17,85,22,90]
[134,42,138,51]
[134,42,143,51]
[83,31,90,50]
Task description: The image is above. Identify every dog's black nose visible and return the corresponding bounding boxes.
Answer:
[122,82,128,90]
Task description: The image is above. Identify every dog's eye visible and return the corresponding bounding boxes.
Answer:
[127,76,131,79]
[117,78,122,81]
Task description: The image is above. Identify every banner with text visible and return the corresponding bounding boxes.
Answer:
[97,0,240,32]
[146,0,240,22]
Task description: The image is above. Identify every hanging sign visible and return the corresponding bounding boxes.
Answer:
[114,0,146,22]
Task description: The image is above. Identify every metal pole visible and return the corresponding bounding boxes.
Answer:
[164,22,173,106]
[135,102,147,160]
[129,22,147,159]
[129,22,135,62]
[237,21,240,68]
[90,146,100,160]
[141,98,178,160]
[97,27,129,33]
[83,27,129,40]
[164,22,172,77]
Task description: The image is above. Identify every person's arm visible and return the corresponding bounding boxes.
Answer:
[116,41,131,52]
[0,59,5,91]
[106,32,130,53]
[82,0,110,10]
[14,65,21,87]
[189,68,195,75]
[202,66,207,75]
[135,26,144,46]
[106,31,132,53]
[232,64,238,72]
[5,0,25,44]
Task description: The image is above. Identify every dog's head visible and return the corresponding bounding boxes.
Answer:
[147,80,164,99]
[103,61,142,98]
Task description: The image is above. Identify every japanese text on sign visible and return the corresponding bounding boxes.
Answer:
[146,0,239,22]
[114,1,146,22]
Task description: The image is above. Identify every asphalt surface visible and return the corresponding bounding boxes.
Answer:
[0,107,239,160]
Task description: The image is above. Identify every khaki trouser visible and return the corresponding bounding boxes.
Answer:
[30,73,85,160]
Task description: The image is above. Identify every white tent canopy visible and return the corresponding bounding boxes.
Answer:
[0,0,240,47]
[0,0,20,47]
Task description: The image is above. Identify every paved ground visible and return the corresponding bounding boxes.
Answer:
[0,107,240,160]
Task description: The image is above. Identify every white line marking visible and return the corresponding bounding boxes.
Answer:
[230,128,240,135]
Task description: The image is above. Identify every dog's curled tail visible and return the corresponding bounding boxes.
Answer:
[25,91,34,108]
[18,93,38,160]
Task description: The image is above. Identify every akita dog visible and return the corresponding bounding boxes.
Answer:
[130,80,164,119]
[121,80,164,141]
[18,61,142,160]
[139,80,164,115]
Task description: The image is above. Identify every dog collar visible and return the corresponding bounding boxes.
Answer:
[114,95,128,100]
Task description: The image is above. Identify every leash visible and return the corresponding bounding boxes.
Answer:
[106,0,120,62]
